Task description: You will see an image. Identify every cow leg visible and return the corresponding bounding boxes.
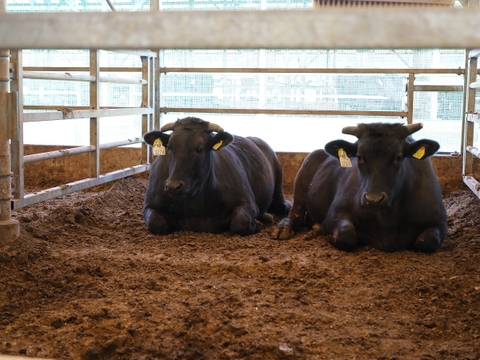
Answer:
[328,219,357,251]
[268,173,292,216]
[413,227,442,253]
[230,206,261,236]
[271,217,294,240]
[271,201,307,240]
[144,207,171,235]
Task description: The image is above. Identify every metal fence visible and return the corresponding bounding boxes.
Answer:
[2,4,480,241]
[9,48,157,209]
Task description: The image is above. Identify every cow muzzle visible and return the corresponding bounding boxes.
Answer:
[362,192,388,211]
[164,179,187,196]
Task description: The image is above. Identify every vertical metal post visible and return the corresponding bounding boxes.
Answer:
[10,50,24,207]
[150,0,161,165]
[406,73,415,125]
[462,54,477,177]
[141,55,151,164]
[90,50,100,178]
[0,0,20,242]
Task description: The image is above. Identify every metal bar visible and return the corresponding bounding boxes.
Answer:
[23,66,142,72]
[463,175,480,198]
[100,137,143,150]
[1,9,480,49]
[469,82,480,89]
[23,138,144,164]
[24,145,96,164]
[412,85,463,92]
[462,56,478,176]
[23,71,147,85]
[466,145,480,158]
[0,0,19,242]
[90,50,100,179]
[406,73,415,125]
[105,0,116,11]
[23,107,153,122]
[160,107,408,117]
[466,113,480,123]
[12,164,150,209]
[9,50,24,206]
[161,67,465,75]
[469,49,480,59]
[141,56,150,164]
[108,49,158,58]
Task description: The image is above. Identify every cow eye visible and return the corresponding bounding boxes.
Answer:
[196,147,203,153]
[395,154,403,163]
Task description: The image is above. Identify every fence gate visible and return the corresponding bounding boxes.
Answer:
[8,49,158,210]
[462,49,480,198]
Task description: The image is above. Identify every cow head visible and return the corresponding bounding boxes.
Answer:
[324,123,439,212]
[143,117,234,197]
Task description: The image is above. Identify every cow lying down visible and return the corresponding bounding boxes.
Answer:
[143,117,291,236]
[272,122,447,253]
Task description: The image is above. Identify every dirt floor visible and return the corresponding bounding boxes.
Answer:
[1,175,479,360]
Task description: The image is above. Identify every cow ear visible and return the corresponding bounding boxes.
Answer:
[406,139,440,160]
[209,132,234,151]
[143,130,170,147]
[325,140,357,159]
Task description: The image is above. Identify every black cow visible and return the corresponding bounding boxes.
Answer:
[272,122,447,253]
[143,117,290,235]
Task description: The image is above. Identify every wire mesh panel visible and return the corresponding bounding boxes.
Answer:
[161,48,465,153]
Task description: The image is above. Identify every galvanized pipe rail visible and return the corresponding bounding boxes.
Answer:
[159,67,464,122]
[10,49,157,210]
[161,67,465,75]
[22,71,147,85]
[22,137,143,164]
[462,49,480,197]
[0,0,20,242]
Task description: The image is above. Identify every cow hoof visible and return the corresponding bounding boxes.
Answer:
[330,221,357,251]
[260,213,274,223]
[271,218,294,240]
[414,228,442,253]
[271,227,294,240]
[303,223,323,240]
[147,220,169,235]
[145,209,170,235]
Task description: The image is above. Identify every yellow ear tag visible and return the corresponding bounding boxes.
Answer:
[212,140,223,151]
[153,138,166,156]
[338,148,352,168]
[413,146,425,160]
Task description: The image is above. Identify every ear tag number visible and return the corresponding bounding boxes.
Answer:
[212,140,223,151]
[413,146,425,160]
[338,148,352,168]
[153,138,166,156]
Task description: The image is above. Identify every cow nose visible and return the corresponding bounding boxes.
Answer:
[362,192,387,211]
[165,179,185,195]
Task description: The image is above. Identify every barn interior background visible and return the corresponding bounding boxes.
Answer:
[1,1,480,359]
[2,0,479,235]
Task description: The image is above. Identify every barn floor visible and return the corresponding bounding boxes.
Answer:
[1,175,479,360]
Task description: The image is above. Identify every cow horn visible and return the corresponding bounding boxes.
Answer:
[207,122,224,133]
[405,122,423,135]
[342,126,359,137]
[160,122,175,132]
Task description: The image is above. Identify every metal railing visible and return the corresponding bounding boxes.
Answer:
[159,66,464,127]
[9,49,158,209]
[462,49,480,198]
